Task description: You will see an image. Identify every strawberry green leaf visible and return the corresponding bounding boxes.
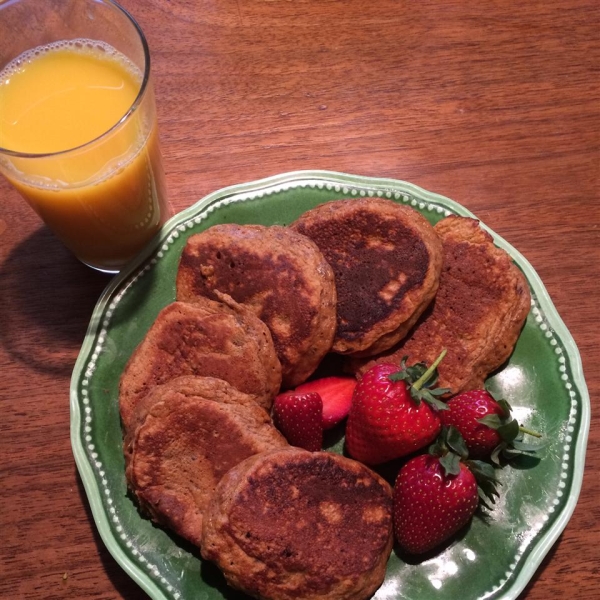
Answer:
[389,363,428,384]
[512,439,545,452]
[408,363,428,379]
[389,357,427,383]
[413,388,449,410]
[398,356,410,369]
[426,387,451,396]
[502,438,545,460]
[439,452,461,477]
[490,441,508,466]
[497,399,513,418]
[497,419,520,443]
[478,414,504,430]
[477,485,497,510]
[502,447,530,459]
[475,390,542,462]
[468,459,498,483]
[419,368,440,388]
[428,434,446,457]
[468,459,500,509]
[445,426,469,459]
[488,435,545,464]
[479,414,520,443]
[388,350,449,409]
[388,371,412,383]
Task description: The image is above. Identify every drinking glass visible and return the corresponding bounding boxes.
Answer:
[0,0,170,273]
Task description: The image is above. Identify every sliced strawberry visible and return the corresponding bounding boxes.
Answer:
[295,376,356,429]
[272,391,323,452]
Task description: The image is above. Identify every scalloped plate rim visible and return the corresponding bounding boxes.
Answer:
[70,169,591,600]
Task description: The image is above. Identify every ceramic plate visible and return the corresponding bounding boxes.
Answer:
[71,170,590,600]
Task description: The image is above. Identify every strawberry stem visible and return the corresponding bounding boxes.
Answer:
[519,425,542,438]
[412,349,447,391]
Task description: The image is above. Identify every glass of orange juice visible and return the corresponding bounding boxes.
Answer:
[0,0,170,273]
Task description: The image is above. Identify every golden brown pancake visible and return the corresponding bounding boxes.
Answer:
[125,378,288,547]
[353,216,531,394]
[291,198,442,356]
[119,297,281,430]
[122,375,266,462]
[176,224,337,389]
[201,447,393,600]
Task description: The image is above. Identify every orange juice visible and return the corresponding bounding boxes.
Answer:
[0,39,169,271]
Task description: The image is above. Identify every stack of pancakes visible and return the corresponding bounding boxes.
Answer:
[119,198,530,600]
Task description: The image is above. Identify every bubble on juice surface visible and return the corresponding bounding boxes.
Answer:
[0,38,143,86]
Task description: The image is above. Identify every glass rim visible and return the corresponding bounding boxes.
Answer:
[0,0,152,159]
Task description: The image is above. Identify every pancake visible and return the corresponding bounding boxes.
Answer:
[125,378,288,547]
[201,447,393,600]
[291,198,442,356]
[119,297,281,431]
[176,224,337,389]
[353,216,531,394]
[123,375,265,462]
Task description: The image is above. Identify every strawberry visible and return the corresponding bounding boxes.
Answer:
[440,389,542,463]
[272,391,323,452]
[393,426,498,554]
[294,376,356,429]
[345,351,449,465]
[393,454,477,554]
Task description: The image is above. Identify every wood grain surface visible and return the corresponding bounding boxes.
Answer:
[0,1,598,598]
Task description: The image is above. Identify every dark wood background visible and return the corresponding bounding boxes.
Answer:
[1,1,598,598]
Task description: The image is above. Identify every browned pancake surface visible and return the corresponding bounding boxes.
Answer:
[354,216,531,393]
[291,198,442,356]
[201,447,393,600]
[123,375,263,460]
[119,298,281,430]
[126,380,287,547]
[177,224,336,388]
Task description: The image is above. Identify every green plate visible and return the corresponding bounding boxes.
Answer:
[71,170,590,600]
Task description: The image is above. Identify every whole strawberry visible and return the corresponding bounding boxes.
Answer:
[393,454,477,554]
[440,389,542,462]
[345,351,449,465]
[273,391,323,452]
[393,426,498,554]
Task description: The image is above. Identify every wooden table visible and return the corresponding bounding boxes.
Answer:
[1,1,598,598]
